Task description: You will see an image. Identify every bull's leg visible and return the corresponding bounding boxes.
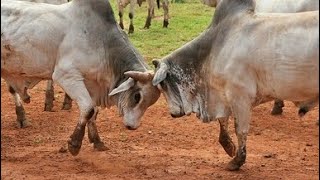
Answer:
[44,80,54,112]
[144,0,155,29]
[53,71,96,156]
[118,5,125,30]
[128,0,135,34]
[61,94,73,110]
[8,86,31,128]
[226,94,251,171]
[271,99,284,115]
[218,117,236,157]
[87,108,108,151]
[162,0,169,28]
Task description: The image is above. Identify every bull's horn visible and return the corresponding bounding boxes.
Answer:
[124,71,154,82]
[109,77,135,96]
[152,62,168,86]
[152,59,160,69]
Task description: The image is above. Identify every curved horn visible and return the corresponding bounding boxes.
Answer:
[124,71,154,82]
[109,78,135,96]
[152,61,168,86]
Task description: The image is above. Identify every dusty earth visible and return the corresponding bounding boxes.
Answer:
[1,79,319,180]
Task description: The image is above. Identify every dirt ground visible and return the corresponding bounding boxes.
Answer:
[1,79,319,180]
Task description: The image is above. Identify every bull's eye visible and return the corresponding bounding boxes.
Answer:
[134,93,141,104]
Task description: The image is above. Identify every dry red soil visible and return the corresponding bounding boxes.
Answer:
[1,79,319,180]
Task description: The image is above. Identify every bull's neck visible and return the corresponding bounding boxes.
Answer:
[164,28,214,87]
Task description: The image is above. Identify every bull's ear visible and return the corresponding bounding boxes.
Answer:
[109,78,135,96]
[152,62,168,86]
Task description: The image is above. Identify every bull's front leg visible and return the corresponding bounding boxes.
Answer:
[53,70,99,156]
[87,108,108,151]
[218,117,236,157]
[226,94,252,171]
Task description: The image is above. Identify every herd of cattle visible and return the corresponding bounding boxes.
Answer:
[1,0,318,171]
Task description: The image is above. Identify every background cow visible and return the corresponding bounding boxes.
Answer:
[4,0,73,119]
[150,0,318,171]
[201,0,319,115]
[1,0,160,155]
[117,0,169,34]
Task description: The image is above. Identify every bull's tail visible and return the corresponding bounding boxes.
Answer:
[157,0,160,9]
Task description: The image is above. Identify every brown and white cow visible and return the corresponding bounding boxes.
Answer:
[1,0,160,155]
[149,0,318,170]
[117,0,169,34]
[201,0,319,115]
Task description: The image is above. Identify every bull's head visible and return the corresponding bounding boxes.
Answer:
[152,59,212,122]
[109,71,160,130]
[151,60,188,118]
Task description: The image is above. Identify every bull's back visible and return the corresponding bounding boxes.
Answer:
[248,12,319,101]
[1,1,69,78]
[255,0,319,13]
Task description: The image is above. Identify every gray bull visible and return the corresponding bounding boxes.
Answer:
[151,0,318,170]
[1,0,160,155]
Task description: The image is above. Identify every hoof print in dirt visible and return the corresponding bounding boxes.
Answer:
[94,142,109,151]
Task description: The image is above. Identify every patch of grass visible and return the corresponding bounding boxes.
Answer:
[109,0,214,66]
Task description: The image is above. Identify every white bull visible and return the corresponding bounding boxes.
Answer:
[1,0,160,155]
[151,0,318,171]
[3,0,72,123]
[202,0,319,11]
[117,0,169,34]
[201,0,319,115]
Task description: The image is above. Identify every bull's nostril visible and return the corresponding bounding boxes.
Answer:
[126,125,136,130]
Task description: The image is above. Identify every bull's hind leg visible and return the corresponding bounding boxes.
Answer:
[218,117,236,157]
[8,86,31,128]
[87,108,108,151]
[162,0,169,28]
[128,0,135,34]
[271,99,284,115]
[61,94,72,110]
[44,80,54,111]
[144,0,155,29]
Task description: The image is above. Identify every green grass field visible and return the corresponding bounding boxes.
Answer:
[109,0,214,67]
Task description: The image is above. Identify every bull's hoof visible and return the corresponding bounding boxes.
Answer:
[128,24,134,34]
[298,107,308,117]
[44,104,54,112]
[94,142,109,151]
[163,20,169,28]
[271,106,283,115]
[68,139,82,156]
[61,103,72,110]
[226,159,241,171]
[119,22,124,30]
[17,119,31,128]
[23,96,31,104]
